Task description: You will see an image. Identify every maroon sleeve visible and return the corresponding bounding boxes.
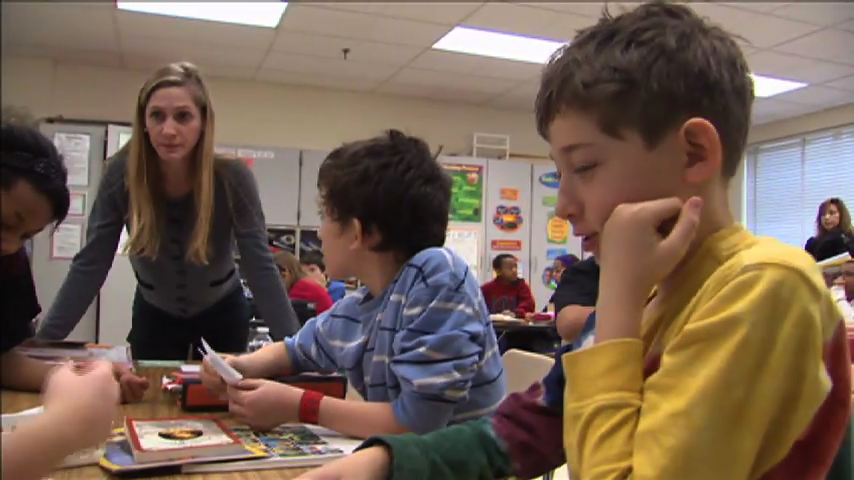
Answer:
[492,383,566,479]
[480,282,494,311]
[514,280,536,317]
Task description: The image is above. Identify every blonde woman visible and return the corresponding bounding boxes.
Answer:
[37,62,299,359]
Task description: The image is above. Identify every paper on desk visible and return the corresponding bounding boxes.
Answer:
[2,406,45,431]
[200,338,243,385]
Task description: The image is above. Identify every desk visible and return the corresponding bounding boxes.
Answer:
[1,367,313,479]
[493,321,559,355]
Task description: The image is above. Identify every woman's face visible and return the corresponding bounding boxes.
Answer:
[0,180,53,256]
[552,259,566,278]
[822,203,840,231]
[144,86,203,165]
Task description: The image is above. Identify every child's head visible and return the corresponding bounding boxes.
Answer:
[842,260,854,297]
[316,129,451,280]
[1,123,70,256]
[299,252,328,286]
[492,254,519,282]
[535,2,753,257]
[816,198,852,236]
[553,254,580,278]
[272,250,306,291]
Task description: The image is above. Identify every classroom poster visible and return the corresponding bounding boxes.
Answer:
[445,226,480,274]
[51,223,82,259]
[442,163,483,223]
[546,210,570,244]
[299,229,321,258]
[53,132,91,187]
[267,227,297,254]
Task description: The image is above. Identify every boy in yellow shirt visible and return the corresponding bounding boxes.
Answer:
[299,2,851,479]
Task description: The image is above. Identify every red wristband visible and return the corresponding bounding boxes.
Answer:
[298,390,325,425]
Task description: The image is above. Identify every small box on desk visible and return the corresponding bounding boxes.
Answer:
[179,374,348,412]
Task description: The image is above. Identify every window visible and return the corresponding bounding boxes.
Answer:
[746,125,854,248]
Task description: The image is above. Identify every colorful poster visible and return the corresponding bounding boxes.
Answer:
[542,248,569,289]
[538,171,559,189]
[542,195,557,207]
[268,227,297,254]
[499,188,519,201]
[546,211,570,244]
[492,205,523,232]
[443,163,483,223]
[491,239,522,251]
[546,248,569,260]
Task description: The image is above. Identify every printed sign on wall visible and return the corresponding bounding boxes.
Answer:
[542,195,557,207]
[493,205,523,233]
[499,188,519,201]
[443,163,483,223]
[538,171,560,189]
[491,239,522,251]
[546,211,570,244]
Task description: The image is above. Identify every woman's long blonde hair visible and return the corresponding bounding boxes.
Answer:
[123,62,217,264]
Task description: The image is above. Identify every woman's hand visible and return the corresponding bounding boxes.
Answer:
[294,446,393,480]
[112,363,149,403]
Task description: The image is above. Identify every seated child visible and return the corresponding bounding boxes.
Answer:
[480,254,535,318]
[832,260,854,326]
[201,130,506,439]
[273,250,334,314]
[0,122,148,400]
[300,251,347,302]
[298,3,851,479]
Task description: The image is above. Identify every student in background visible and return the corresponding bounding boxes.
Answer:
[274,250,333,314]
[300,251,347,302]
[552,255,599,342]
[1,122,148,402]
[201,130,505,439]
[2,360,121,480]
[832,260,854,326]
[298,3,850,479]
[481,254,535,317]
[36,62,301,358]
[806,197,854,261]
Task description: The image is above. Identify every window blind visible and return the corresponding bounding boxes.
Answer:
[745,125,854,248]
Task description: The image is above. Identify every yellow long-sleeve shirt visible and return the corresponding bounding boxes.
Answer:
[563,225,851,480]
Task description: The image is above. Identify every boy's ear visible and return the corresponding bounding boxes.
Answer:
[680,118,722,185]
[347,218,363,251]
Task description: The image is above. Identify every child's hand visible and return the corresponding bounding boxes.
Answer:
[201,354,248,395]
[43,360,120,451]
[113,363,150,403]
[295,446,392,480]
[226,379,301,431]
[599,196,703,302]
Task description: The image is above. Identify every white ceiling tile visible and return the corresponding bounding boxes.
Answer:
[270,32,423,66]
[123,55,256,80]
[1,3,119,53]
[1,44,123,69]
[774,85,853,108]
[255,69,380,92]
[115,11,275,49]
[260,52,400,82]
[825,74,854,92]
[837,19,854,32]
[383,68,520,95]
[463,3,591,42]
[720,3,792,13]
[376,83,494,105]
[310,2,484,25]
[748,51,854,84]
[752,98,812,119]
[121,36,267,69]
[517,2,642,18]
[769,3,854,27]
[774,29,854,65]
[407,50,542,81]
[278,4,451,47]
[689,3,822,48]
[487,94,535,112]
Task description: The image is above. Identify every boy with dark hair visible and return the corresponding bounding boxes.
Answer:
[299,251,347,302]
[299,3,850,479]
[480,253,535,317]
[202,130,505,439]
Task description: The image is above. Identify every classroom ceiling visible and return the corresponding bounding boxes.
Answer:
[2,2,853,125]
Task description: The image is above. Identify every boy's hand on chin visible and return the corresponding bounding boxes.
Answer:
[600,196,703,301]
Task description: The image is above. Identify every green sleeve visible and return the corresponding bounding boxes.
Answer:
[358,417,514,480]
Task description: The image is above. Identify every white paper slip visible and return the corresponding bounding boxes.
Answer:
[181,364,201,374]
[200,338,243,385]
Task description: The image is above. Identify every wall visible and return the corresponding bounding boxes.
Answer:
[3,54,852,225]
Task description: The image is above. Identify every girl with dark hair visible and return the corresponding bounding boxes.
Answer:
[805,198,854,262]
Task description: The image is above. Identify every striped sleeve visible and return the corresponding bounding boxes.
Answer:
[284,309,342,375]
[390,285,489,434]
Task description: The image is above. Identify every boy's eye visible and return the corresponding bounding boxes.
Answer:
[572,163,598,175]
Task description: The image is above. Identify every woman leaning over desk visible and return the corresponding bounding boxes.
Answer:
[36,62,300,359]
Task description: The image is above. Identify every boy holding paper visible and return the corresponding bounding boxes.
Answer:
[202,130,505,439]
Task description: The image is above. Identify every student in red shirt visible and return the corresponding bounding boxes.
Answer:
[480,254,534,318]
[273,251,333,314]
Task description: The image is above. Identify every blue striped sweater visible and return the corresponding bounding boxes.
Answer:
[284,247,506,434]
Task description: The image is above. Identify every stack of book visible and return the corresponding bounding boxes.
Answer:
[100,417,360,474]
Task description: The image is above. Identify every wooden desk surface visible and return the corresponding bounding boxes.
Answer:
[1,367,313,479]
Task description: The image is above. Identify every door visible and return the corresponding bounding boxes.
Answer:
[35,122,107,342]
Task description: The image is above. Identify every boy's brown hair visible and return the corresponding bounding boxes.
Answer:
[535,1,754,179]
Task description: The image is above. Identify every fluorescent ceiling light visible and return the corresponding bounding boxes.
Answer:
[116,2,288,28]
[751,73,807,98]
[432,26,566,64]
